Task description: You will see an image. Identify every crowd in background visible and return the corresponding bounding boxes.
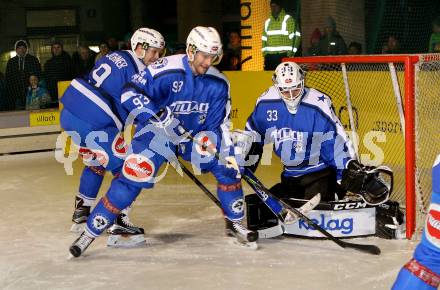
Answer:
[1,3,440,113]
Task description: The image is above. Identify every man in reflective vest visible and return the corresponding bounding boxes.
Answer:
[262,0,301,70]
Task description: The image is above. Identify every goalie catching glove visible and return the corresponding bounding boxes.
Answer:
[341,160,393,205]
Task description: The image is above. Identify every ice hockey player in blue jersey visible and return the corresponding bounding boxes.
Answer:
[60,27,165,247]
[391,155,440,289]
[68,26,259,258]
[238,61,391,223]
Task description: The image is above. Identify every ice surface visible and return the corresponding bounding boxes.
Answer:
[0,152,416,290]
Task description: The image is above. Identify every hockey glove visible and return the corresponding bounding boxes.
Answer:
[341,160,393,205]
[225,156,244,179]
[150,107,188,144]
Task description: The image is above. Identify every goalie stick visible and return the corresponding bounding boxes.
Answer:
[176,125,381,255]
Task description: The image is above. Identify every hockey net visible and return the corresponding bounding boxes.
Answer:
[285,54,440,239]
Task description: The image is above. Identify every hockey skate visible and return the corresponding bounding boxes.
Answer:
[225,219,259,250]
[106,210,146,248]
[69,231,95,258]
[70,196,91,233]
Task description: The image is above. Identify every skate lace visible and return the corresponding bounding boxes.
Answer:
[77,234,93,250]
[120,214,135,227]
[232,222,250,235]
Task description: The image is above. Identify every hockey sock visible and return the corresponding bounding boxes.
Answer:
[217,182,245,220]
[78,166,105,201]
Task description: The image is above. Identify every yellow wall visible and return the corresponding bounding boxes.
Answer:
[58,71,439,170]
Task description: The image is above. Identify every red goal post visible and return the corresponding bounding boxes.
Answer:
[284,54,440,239]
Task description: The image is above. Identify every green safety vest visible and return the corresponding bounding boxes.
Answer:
[262,9,301,56]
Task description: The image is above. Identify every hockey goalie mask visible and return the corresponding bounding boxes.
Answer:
[186,26,223,65]
[131,28,166,59]
[273,62,305,102]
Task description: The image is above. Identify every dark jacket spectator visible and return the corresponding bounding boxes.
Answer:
[318,16,347,55]
[305,28,322,56]
[348,42,362,55]
[218,31,242,71]
[0,72,7,111]
[4,40,42,110]
[382,35,401,54]
[44,41,74,103]
[72,45,96,78]
[95,41,110,63]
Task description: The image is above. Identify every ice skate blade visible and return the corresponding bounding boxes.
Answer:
[229,238,258,250]
[106,234,146,248]
[70,223,84,233]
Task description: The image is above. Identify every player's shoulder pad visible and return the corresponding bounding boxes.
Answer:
[103,50,145,72]
[205,66,230,87]
[302,88,336,120]
[148,54,185,78]
[255,86,281,106]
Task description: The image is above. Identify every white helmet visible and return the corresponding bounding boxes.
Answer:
[272,61,305,101]
[131,27,165,58]
[186,26,223,65]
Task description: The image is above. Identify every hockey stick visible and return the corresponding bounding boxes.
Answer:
[177,159,221,208]
[177,158,318,239]
[176,125,381,255]
[244,169,381,255]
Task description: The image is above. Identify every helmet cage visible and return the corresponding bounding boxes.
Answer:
[272,62,305,101]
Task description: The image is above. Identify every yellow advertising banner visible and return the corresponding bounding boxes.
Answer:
[29,110,60,126]
[240,0,270,71]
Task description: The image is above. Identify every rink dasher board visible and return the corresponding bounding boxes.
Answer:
[0,125,60,154]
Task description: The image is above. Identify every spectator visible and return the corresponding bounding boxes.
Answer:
[348,41,362,55]
[44,40,74,104]
[318,16,347,55]
[121,32,132,50]
[25,75,50,110]
[0,72,7,111]
[429,17,440,53]
[172,43,186,55]
[5,40,41,110]
[262,0,301,70]
[107,37,119,51]
[304,28,322,56]
[382,35,401,54]
[95,41,110,63]
[219,30,242,70]
[72,45,96,78]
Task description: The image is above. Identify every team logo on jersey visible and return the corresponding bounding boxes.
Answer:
[426,203,440,247]
[230,198,244,215]
[150,58,168,69]
[111,133,128,158]
[169,101,209,115]
[194,133,217,156]
[271,128,305,153]
[79,147,109,168]
[91,214,109,231]
[123,154,155,182]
